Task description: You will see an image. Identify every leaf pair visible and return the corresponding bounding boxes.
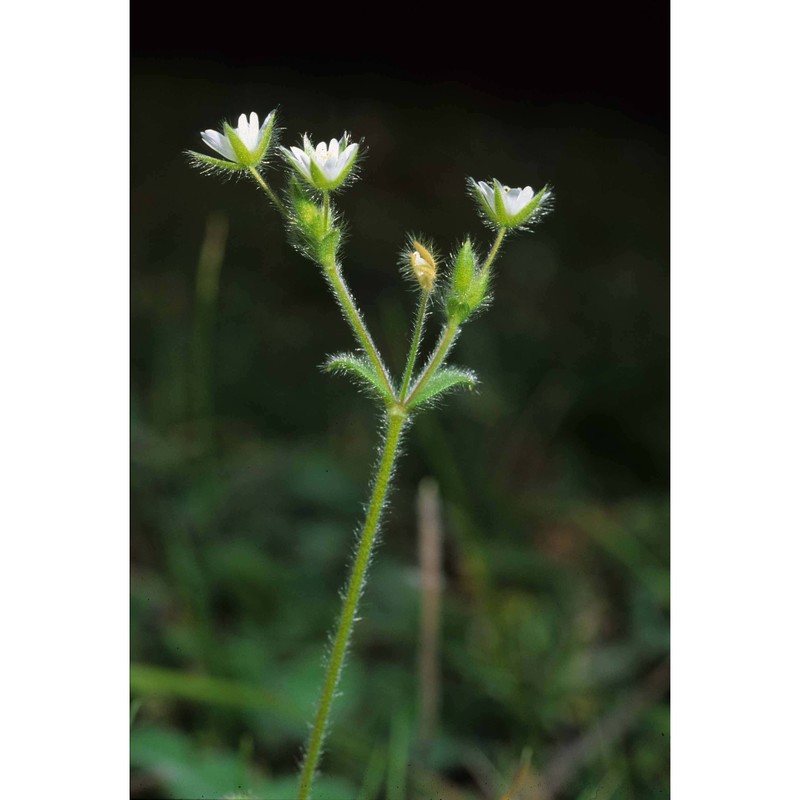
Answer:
[324,353,477,411]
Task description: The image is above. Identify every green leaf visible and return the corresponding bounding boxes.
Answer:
[325,353,394,402]
[130,724,274,800]
[407,366,478,410]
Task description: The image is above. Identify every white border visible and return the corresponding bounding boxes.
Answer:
[672,0,799,796]
[0,0,129,793]
[2,0,799,795]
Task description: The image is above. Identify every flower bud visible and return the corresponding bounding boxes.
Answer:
[289,179,325,238]
[450,237,475,296]
[446,238,489,325]
[318,229,342,270]
[408,240,437,291]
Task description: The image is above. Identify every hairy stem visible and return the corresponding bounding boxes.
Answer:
[323,264,396,400]
[322,191,330,231]
[479,227,506,279]
[250,178,393,399]
[404,321,459,407]
[399,290,431,401]
[297,409,407,800]
[248,167,289,218]
[402,229,505,406]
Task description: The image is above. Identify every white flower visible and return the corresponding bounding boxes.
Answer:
[192,110,276,171]
[282,134,360,191]
[470,178,551,228]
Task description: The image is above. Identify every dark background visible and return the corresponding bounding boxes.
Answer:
[131,4,669,798]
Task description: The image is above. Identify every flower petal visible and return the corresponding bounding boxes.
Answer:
[284,145,312,179]
[341,142,358,163]
[201,129,236,161]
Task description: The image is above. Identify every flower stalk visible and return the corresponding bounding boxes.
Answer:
[399,289,430,401]
[249,167,288,218]
[405,321,459,408]
[480,227,506,279]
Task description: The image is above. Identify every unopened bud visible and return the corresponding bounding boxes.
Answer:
[408,240,437,291]
[446,238,489,325]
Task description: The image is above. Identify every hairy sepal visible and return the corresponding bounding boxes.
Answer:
[186,150,247,175]
[508,184,554,229]
[288,178,328,260]
[252,113,277,166]
[223,123,254,166]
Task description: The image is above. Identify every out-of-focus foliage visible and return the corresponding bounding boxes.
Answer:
[132,66,668,799]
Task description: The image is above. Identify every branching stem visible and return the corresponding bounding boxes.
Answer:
[399,290,430,401]
[323,264,396,400]
[249,167,289,218]
[405,321,459,407]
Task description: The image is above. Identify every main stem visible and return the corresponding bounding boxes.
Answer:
[297,409,407,800]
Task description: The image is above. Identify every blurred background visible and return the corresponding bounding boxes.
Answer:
[131,5,669,798]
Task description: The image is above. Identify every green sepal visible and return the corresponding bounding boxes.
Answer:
[309,158,335,191]
[407,366,478,411]
[507,184,551,227]
[446,297,472,326]
[223,123,254,166]
[324,353,394,403]
[251,112,276,165]
[186,150,247,173]
[289,179,325,237]
[465,268,490,309]
[493,179,510,227]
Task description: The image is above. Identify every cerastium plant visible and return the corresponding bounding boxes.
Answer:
[188,109,553,800]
